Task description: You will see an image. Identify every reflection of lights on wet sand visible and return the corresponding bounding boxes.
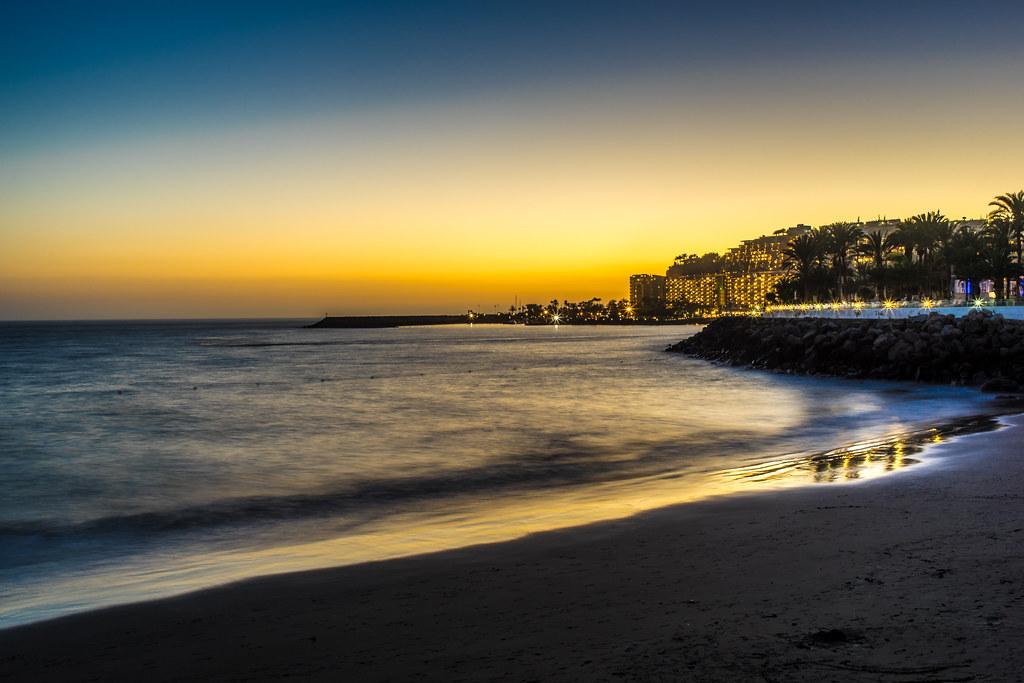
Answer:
[893,441,904,468]
[718,419,997,487]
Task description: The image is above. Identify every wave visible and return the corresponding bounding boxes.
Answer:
[0,435,667,538]
[0,415,1000,541]
[198,331,623,349]
[199,339,404,348]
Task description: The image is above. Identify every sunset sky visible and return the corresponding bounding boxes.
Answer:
[3,1,1023,319]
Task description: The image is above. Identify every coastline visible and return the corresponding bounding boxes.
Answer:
[306,315,711,328]
[3,414,1024,681]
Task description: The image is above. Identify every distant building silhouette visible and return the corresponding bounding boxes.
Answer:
[854,218,902,237]
[629,274,666,316]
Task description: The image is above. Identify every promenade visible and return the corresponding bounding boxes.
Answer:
[765,303,1024,320]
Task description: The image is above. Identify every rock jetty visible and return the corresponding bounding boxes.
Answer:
[307,315,477,328]
[667,310,1024,392]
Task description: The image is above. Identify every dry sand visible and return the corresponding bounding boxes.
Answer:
[3,416,1024,682]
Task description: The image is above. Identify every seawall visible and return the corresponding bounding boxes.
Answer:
[669,310,1024,391]
[306,315,479,328]
[765,305,1024,320]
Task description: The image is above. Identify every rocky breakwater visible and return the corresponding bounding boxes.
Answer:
[667,310,1024,392]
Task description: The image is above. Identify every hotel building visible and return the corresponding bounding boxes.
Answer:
[628,274,666,309]
[665,224,810,312]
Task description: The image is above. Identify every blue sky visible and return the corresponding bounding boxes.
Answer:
[5,1,1022,153]
[3,1,1024,318]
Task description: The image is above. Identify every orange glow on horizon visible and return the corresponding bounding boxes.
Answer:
[3,67,1023,319]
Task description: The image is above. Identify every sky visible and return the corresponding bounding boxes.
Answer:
[2,1,1023,319]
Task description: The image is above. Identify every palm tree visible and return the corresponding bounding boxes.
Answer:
[893,220,920,265]
[895,212,940,267]
[951,225,985,300]
[931,220,957,299]
[982,218,1015,301]
[858,230,897,299]
[892,212,947,298]
[989,191,1024,296]
[825,222,864,301]
[783,233,822,302]
[914,212,952,296]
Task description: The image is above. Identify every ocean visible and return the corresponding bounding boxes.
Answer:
[0,320,998,627]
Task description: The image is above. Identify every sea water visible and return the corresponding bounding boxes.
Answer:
[0,321,996,626]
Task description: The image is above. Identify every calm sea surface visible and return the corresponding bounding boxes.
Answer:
[0,321,997,626]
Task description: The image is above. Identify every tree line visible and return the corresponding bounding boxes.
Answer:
[479,298,638,323]
[775,191,1024,304]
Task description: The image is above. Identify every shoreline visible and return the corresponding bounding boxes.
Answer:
[0,404,1006,631]
[4,414,1024,680]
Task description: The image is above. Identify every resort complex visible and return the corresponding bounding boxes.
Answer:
[630,191,1024,318]
[468,191,1024,326]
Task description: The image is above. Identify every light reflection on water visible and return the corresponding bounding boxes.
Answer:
[717,416,997,484]
[0,321,1003,627]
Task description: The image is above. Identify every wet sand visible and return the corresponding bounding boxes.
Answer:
[3,416,1024,682]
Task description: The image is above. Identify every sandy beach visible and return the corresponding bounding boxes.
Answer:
[3,414,1023,682]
